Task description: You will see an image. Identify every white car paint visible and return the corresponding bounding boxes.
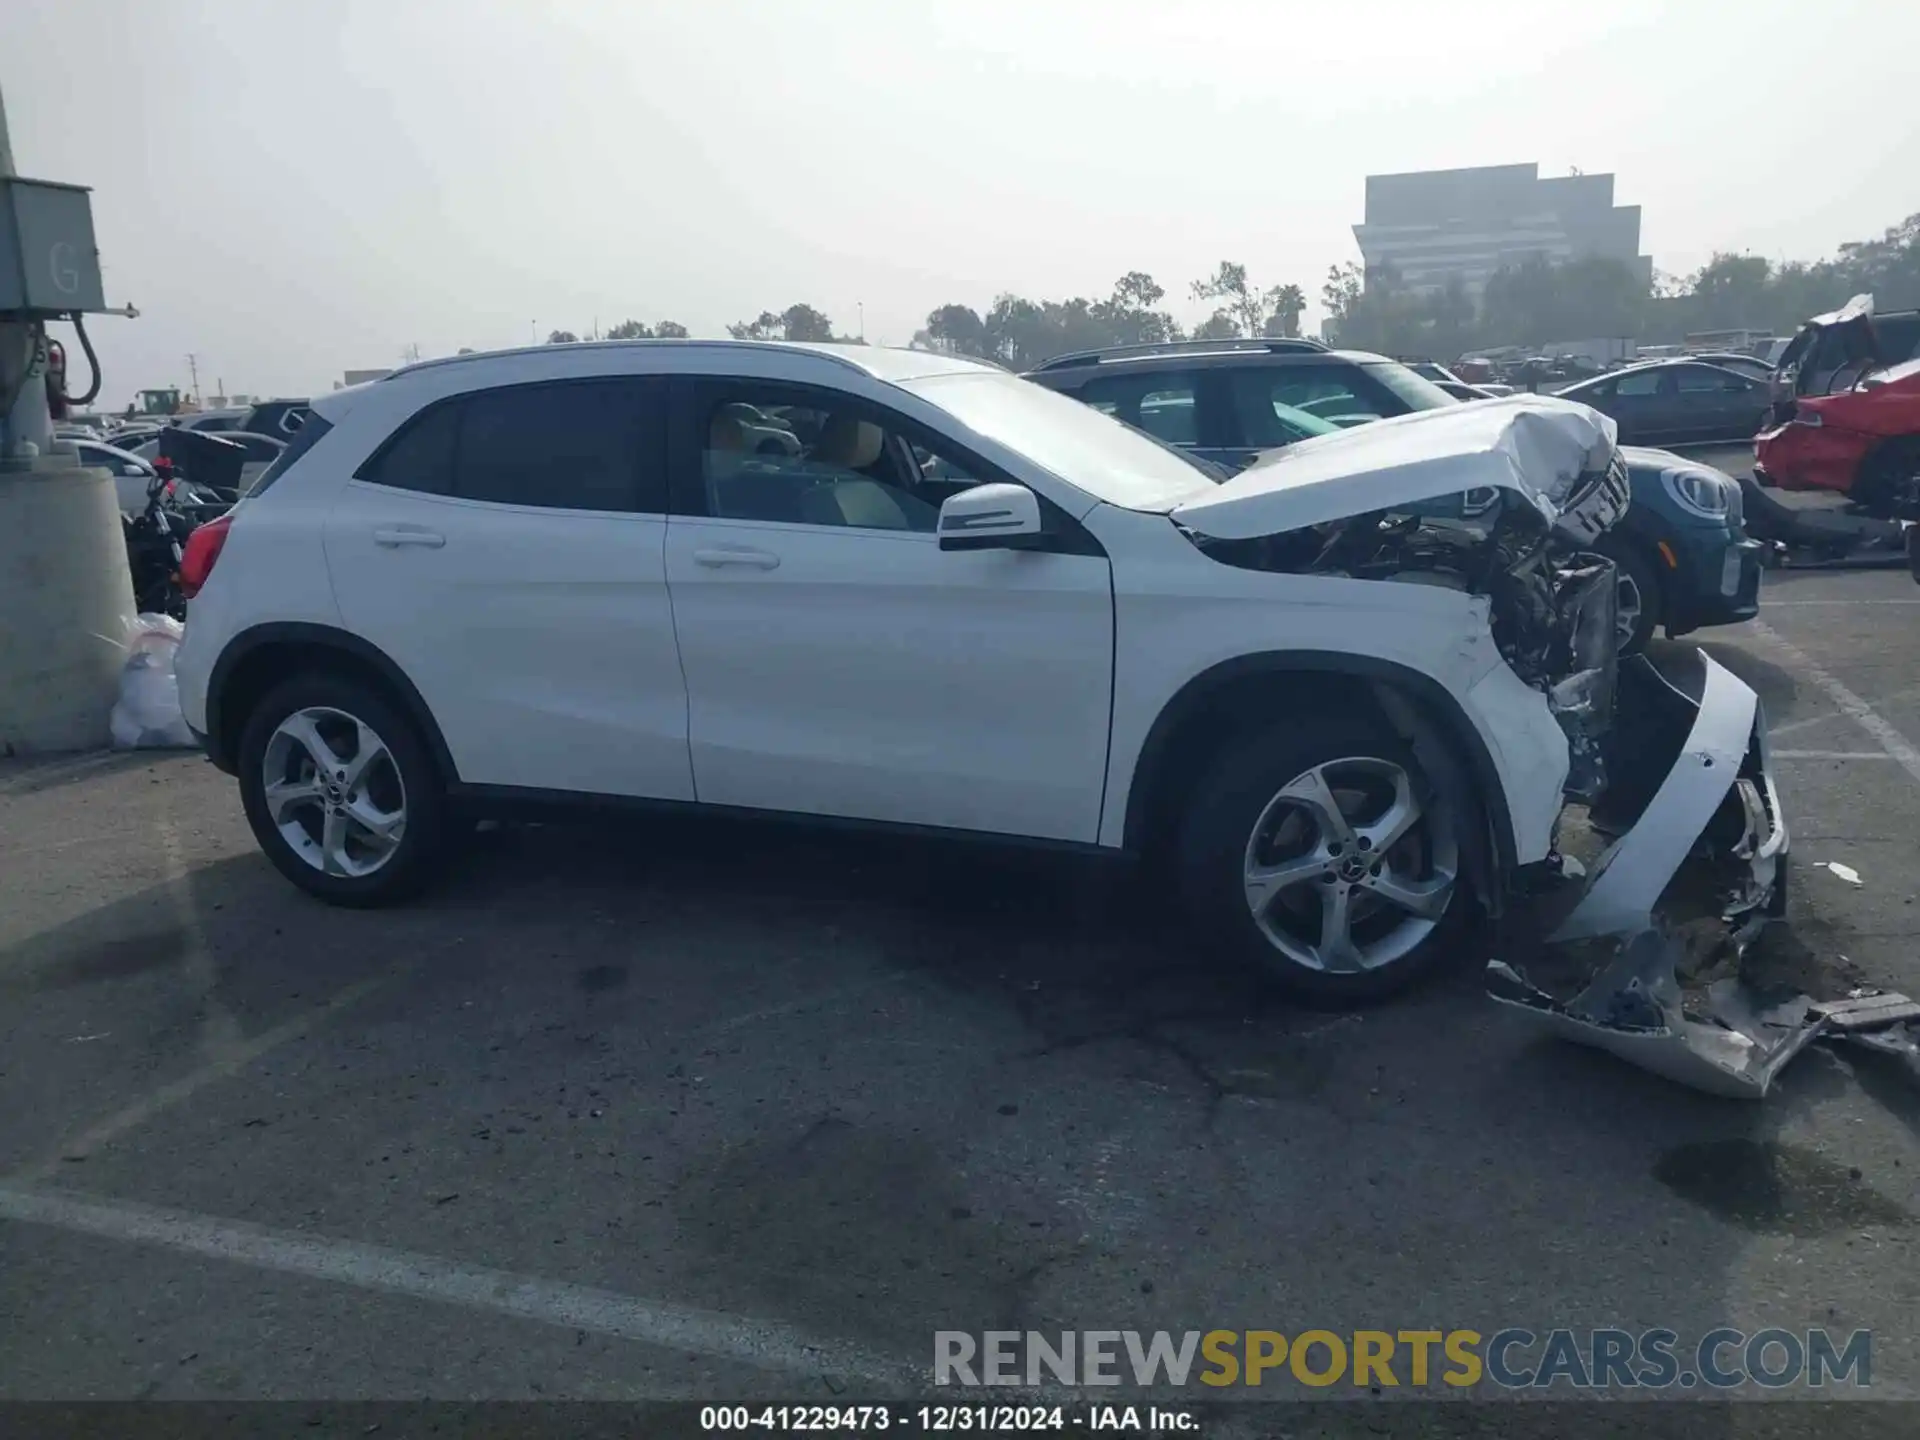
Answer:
[1167,394,1619,540]
[324,487,692,801]
[172,340,1720,882]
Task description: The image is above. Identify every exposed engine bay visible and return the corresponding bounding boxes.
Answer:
[1188,452,1627,798]
[1181,428,1919,1098]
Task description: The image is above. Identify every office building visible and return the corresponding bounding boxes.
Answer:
[1353,163,1652,296]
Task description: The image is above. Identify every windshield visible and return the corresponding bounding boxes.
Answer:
[1359,361,1458,413]
[904,370,1212,510]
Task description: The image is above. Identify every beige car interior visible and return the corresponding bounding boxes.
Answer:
[704,403,939,531]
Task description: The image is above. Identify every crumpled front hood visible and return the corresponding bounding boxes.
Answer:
[1170,393,1619,541]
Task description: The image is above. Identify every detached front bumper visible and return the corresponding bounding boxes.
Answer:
[1488,648,1816,1098]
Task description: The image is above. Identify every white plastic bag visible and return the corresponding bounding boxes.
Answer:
[109,613,196,749]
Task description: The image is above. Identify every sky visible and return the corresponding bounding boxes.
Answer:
[3,0,1917,407]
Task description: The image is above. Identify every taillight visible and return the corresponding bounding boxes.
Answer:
[178,514,233,599]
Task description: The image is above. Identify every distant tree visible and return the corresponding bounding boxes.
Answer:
[1263,283,1307,338]
[606,319,653,340]
[727,305,839,342]
[779,303,837,342]
[546,329,579,344]
[1321,263,1363,340]
[655,320,690,338]
[1190,261,1303,339]
[924,303,991,357]
[1191,311,1241,341]
[1190,261,1262,337]
[727,311,782,341]
[456,347,476,355]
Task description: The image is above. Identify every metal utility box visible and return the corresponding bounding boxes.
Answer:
[0,176,108,316]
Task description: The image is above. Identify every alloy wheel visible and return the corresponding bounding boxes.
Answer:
[1615,571,1643,647]
[261,706,408,877]
[1241,757,1457,973]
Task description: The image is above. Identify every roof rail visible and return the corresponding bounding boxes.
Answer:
[385,337,876,381]
[1031,337,1330,372]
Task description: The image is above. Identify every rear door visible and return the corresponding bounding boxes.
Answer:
[323,376,694,800]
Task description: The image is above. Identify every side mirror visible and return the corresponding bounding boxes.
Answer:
[937,483,1044,552]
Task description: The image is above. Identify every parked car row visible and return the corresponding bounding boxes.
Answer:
[1756,296,1920,518]
[1554,360,1772,446]
[1023,338,1761,652]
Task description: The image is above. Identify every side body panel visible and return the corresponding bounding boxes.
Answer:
[1090,506,1570,865]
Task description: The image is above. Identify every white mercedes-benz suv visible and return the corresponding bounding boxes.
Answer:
[174,340,1785,1007]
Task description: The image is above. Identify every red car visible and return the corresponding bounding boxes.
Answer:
[1756,357,1920,515]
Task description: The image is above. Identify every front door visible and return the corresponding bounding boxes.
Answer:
[661,378,1115,843]
[1606,368,1669,443]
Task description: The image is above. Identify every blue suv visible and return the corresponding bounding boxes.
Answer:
[1026,339,1764,652]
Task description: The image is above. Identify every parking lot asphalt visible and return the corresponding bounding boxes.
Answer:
[5,566,1920,1412]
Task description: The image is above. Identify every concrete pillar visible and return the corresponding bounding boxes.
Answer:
[0,82,138,754]
[0,463,135,753]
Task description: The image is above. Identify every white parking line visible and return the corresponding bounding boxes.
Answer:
[1753,621,1920,790]
[0,1184,915,1389]
[1763,599,1920,607]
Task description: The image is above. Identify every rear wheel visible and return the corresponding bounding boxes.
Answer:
[1175,713,1469,1004]
[237,672,447,906]
[1853,439,1920,519]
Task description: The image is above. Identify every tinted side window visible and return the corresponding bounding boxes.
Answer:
[359,402,457,495]
[1677,366,1746,393]
[1076,370,1204,446]
[1614,370,1662,397]
[247,414,332,497]
[456,380,656,512]
[1259,365,1392,424]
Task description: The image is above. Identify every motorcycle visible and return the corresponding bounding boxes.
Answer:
[123,462,229,618]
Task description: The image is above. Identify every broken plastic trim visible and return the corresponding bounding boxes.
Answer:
[1489,947,1920,1100]
[1489,648,1824,1097]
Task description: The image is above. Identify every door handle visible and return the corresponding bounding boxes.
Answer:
[692,546,780,570]
[373,527,446,548]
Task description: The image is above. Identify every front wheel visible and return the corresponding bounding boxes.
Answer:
[237,672,447,906]
[1175,714,1469,1004]
[1598,539,1662,655]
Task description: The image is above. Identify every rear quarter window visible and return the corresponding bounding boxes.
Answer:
[244,413,333,497]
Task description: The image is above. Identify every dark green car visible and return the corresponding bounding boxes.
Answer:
[1026,340,1764,652]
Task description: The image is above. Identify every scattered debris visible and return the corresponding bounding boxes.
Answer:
[1479,647,1920,1099]
[65,1033,109,1043]
[1492,935,1920,1099]
[431,1192,460,1206]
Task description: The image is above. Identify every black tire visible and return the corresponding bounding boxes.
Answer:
[1174,710,1471,1004]
[237,671,447,907]
[1598,537,1662,655]
[1853,439,1920,519]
